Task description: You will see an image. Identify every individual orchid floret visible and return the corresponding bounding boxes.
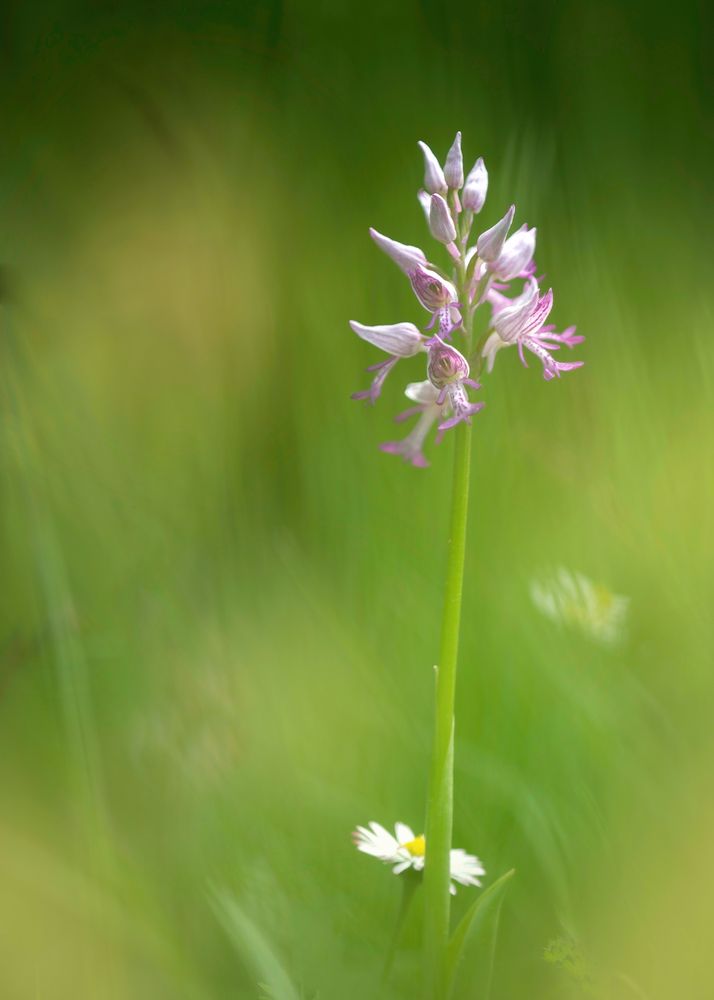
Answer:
[463,157,488,213]
[369,228,427,275]
[429,194,457,245]
[380,380,445,468]
[409,265,461,338]
[417,140,448,195]
[444,131,464,190]
[476,204,515,262]
[484,278,584,379]
[490,225,536,281]
[350,320,426,404]
[353,819,485,894]
[427,338,485,431]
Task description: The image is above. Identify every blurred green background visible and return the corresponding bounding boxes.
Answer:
[1,1,712,997]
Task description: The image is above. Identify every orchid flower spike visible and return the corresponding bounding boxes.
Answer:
[350,133,584,463]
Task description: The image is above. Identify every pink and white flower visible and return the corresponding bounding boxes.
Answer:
[350,133,584,464]
[483,278,584,380]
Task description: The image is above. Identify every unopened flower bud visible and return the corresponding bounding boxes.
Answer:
[444,132,464,190]
[427,339,470,389]
[417,189,431,222]
[349,320,424,357]
[418,140,447,195]
[476,205,515,262]
[410,266,457,312]
[369,228,427,274]
[463,158,488,213]
[492,226,536,280]
[429,194,457,245]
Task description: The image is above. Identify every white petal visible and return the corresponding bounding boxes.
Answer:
[463,157,488,213]
[476,205,515,262]
[404,380,441,405]
[349,321,424,357]
[369,228,427,274]
[491,227,536,281]
[394,822,415,844]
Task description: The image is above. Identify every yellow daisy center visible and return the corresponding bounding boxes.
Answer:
[401,834,426,857]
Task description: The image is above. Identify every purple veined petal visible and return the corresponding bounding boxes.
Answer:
[476,204,515,262]
[417,140,447,195]
[438,383,485,430]
[410,266,457,312]
[539,324,585,348]
[492,278,540,341]
[491,226,536,281]
[369,228,427,274]
[463,378,481,390]
[427,337,470,389]
[349,320,425,357]
[523,337,583,379]
[394,405,424,423]
[517,287,554,339]
[380,402,442,468]
[444,131,464,190]
[351,355,399,403]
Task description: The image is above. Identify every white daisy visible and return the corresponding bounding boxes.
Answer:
[530,567,629,645]
[353,820,485,895]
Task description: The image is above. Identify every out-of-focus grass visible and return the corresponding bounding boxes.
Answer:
[0,2,712,998]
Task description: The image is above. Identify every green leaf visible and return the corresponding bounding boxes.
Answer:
[446,868,515,998]
[210,886,301,1000]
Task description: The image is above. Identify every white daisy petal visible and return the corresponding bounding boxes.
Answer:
[395,822,415,844]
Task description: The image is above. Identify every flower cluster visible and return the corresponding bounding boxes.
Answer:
[350,132,584,467]
[353,820,485,895]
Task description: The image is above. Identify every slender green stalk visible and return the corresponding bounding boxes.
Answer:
[423,253,475,999]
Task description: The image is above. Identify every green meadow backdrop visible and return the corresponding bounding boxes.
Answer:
[1,2,712,997]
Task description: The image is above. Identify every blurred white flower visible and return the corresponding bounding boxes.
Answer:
[530,568,628,645]
[353,821,485,894]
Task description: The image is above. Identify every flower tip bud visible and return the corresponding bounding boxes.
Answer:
[476,204,516,262]
[444,131,464,190]
[429,193,457,245]
[463,156,488,213]
[417,140,447,195]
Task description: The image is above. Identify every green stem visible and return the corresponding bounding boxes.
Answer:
[422,420,471,998]
[422,264,474,998]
